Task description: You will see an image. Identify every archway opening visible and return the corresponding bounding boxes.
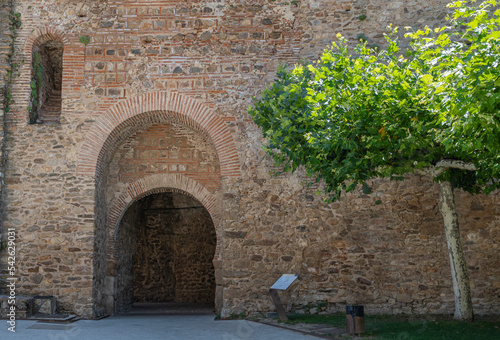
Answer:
[114,191,216,314]
[87,101,238,317]
[30,39,63,124]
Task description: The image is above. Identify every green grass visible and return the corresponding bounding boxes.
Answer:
[283,314,500,340]
[285,314,345,327]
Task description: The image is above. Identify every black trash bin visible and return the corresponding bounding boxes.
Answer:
[346,305,364,335]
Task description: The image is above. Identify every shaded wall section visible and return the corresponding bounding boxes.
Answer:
[115,203,139,314]
[115,191,216,312]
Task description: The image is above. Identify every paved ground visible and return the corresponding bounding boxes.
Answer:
[259,319,345,339]
[1,314,323,340]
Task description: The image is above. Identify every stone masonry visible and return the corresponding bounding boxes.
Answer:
[0,0,498,319]
[131,192,216,304]
[112,191,216,314]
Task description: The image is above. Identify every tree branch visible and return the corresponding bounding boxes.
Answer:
[414,159,476,178]
[436,159,477,171]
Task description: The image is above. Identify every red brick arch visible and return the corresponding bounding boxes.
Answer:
[107,173,222,261]
[24,26,70,55]
[77,92,241,179]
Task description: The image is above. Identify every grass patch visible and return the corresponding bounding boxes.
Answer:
[283,314,500,340]
[365,315,500,340]
[285,313,345,328]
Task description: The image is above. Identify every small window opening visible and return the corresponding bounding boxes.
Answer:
[29,40,63,124]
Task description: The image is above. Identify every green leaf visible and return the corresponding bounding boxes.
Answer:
[79,35,90,46]
[421,74,433,84]
[249,0,500,201]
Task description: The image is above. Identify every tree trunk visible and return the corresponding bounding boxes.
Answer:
[438,181,473,321]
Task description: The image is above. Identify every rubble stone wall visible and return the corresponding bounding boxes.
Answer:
[0,0,498,318]
[0,0,13,293]
[114,202,138,314]
[132,192,216,304]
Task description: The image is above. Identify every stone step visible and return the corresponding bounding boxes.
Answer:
[41,106,61,113]
[40,108,61,113]
[39,91,62,124]
[28,314,81,324]
[41,106,61,114]
[42,103,61,107]
[44,95,61,101]
[42,101,61,106]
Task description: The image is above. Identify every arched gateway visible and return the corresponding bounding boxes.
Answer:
[77,92,240,317]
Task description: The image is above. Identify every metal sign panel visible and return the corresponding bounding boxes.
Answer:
[270,274,299,290]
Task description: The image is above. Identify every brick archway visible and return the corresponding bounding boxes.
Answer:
[24,26,70,55]
[77,91,241,179]
[85,93,237,317]
[105,173,223,316]
[107,173,222,261]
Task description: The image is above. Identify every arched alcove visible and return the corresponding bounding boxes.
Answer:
[113,190,217,314]
[82,92,240,318]
[30,39,63,124]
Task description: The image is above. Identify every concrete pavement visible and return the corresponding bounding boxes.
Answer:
[1,314,322,340]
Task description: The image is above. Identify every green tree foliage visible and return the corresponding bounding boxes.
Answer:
[250,0,500,321]
[250,0,500,201]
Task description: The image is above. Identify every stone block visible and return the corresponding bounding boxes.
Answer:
[33,296,56,315]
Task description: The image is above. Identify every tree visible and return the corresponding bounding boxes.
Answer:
[249,0,500,321]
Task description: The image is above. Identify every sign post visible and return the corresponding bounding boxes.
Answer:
[269,274,299,322]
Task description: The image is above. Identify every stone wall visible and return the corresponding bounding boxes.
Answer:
[222,174,500,316]
[113,202,137,314]
[113,192,216,313]
[0,295,30,318]
[0,0,13,291]
[132,193,216,304]
[0,0,498,319]
[296,0,453,60]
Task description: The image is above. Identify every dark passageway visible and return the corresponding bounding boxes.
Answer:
[114,191,216,314]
